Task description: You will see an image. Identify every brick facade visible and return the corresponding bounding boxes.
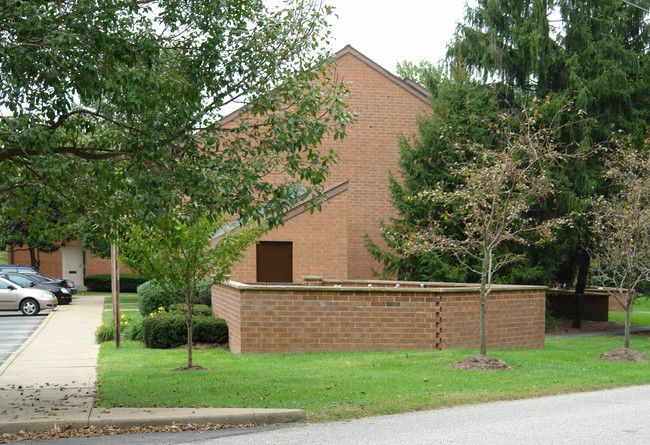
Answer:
[212,278,546,354]
[229,46,429,283]
[10,244,130,288]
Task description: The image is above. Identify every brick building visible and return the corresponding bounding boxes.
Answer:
[228,45,429,283]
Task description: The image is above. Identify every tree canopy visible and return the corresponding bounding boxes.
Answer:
[1,0,354,237]
[448,0,650,290]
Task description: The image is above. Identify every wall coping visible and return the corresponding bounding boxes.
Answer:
[216,279,547,294]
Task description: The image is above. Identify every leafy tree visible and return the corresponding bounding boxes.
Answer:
[365,66,502,282]
[590,138,650,349]
[389,108,569,356]
[119,209,261,370]
[395,60,442,89]
[1,0,354,232]
[0,191,70,268]
[448,0,650,317]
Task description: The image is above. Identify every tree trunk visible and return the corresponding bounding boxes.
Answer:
[624,306,630,349]
[479,255,489,356]
[29,247,40,270]
[186,275,193,368]
[572,249,590,329]
[187,315,193,368]
[624,288,632,349]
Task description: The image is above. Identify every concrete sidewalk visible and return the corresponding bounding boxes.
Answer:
[0,294,304,434]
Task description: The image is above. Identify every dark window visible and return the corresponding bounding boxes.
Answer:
[6,274,32,287]
[256,242,293,283]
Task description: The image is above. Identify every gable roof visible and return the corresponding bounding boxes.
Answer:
[220,45,429,125]
[335,45,429,104]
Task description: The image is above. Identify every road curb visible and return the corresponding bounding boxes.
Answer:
[0,407,306,434]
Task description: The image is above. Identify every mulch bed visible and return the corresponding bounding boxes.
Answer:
[446,354,517,371]
[600,347,650,362]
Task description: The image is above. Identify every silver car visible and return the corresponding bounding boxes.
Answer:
[0,277,58,315]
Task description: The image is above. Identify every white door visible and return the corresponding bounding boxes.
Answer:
[61,242,85,289]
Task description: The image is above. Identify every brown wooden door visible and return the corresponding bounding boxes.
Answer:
[256,242,293,283]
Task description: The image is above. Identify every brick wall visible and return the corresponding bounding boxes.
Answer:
[212,279,546,354]
[230,187,350,283]
[438,288,546,350]
[228,47,430,282]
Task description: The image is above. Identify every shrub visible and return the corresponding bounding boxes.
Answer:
[122,316,144,342]
[84,274,147,292]
[193,317,228,344]
[137,281,173,316]
[95,321,114,343]
[142,315,187,348]
[168,304,212,317]
[94,313,143,343]
[137,280,212,316]
[142,315,228,348]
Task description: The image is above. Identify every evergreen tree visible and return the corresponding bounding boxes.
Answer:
[365,66,503,282]
[448,0,650,300]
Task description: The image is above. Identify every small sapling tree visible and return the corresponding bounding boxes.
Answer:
[391,105,571,358]
[590,138,650,350]
[119,210,261,370]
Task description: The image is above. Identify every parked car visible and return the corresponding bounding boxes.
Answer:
[0,277,58,315]
[0,273,72,305]
[0,265,77,294]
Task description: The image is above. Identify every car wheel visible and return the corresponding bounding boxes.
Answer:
[20,298,40,316]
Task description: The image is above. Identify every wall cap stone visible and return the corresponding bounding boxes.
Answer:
[216,279,547,294]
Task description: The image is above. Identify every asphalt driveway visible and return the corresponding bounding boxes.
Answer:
[0,312,48,367]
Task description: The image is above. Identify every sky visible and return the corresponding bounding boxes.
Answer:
[323,1,477,75]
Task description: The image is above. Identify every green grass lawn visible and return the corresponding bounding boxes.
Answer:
[0,251,7,264]
[102,294,139,312]
[97,335,650,422]
[608,296,650,326]
[634,297,650,312]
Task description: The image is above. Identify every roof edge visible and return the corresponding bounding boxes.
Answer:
[282,180,350,224]
[334,45,429,103]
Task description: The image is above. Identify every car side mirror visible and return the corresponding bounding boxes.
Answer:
[29,283,35,287]
[7,285,15,290]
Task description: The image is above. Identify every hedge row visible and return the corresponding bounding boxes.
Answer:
[168,304,212,317]
[141,315,228,348]
[84,274,147,293]
[137,280,211,315]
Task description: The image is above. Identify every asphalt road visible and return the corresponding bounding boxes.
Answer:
[0,312,48,367]
[22,384,650,445]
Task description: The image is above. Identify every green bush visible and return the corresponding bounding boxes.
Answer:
[84,274,147,293]
[168,304,212,317]
[142,315,228,348]
[122,316,143,342]
[95,322,114,343]
[193,317,228,344]
[94,313,143,343]
[137,281,173,316]
[137,280,212,316]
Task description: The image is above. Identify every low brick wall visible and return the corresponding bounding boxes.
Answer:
[547,288,629,319]
[212,278,546,354]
